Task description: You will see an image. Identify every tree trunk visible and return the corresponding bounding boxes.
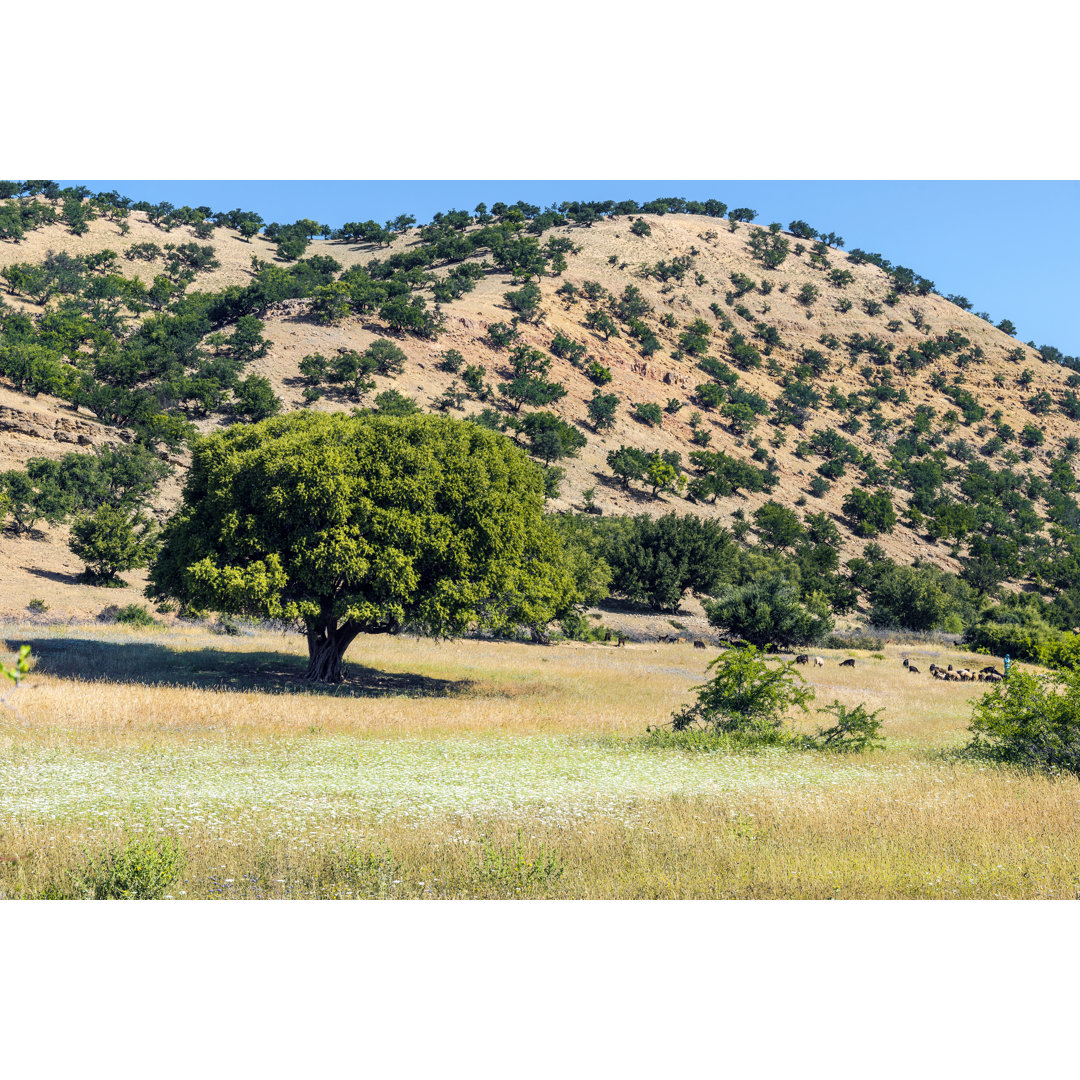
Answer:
[304,620,361,683]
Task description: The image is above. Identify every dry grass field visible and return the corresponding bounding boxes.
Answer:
[1,624,1075,900]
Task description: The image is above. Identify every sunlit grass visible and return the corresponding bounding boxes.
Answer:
[0,622,1066,899]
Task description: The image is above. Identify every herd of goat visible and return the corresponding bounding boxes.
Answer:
[791,654,1003,681]
[654,636,1005,681]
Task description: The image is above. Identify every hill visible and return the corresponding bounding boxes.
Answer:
[2,185,1079,647]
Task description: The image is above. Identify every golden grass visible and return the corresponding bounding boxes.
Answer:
[2,624,1016,739]
[0,624,1069,899]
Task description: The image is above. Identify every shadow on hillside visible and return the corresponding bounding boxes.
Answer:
[9,636,476,700]
[22,566,86,586]
[592,471,654,503]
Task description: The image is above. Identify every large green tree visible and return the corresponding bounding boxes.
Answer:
[149,412,577,682]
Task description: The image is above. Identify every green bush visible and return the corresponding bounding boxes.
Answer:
[585,360,612,385]
[868,565,960,632]
[968,669,1080,775]
[99,603,158,628]
[963,619,1059,663]
[518,411,587,463]
[549,333,587,367]
[670,645,813,740]
[567,511,733,612]
[586,390,619,431]
[231,374,281,421]
[486,321,519,350]
[842,487,897,538]
[373,389,420,416]
[802,701,885,753]
[71,837,185,899]
[704,577,833,649]
[503,282,542,321]
[631,401,663,426]
[70,505,157,584]
[437,348,464,373]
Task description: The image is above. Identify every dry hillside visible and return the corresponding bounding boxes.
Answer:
[1,197,1075,620]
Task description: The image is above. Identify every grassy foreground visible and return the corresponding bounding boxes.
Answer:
[1,623,1076,899]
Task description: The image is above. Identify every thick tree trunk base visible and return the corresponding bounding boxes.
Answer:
[304,639,346,683]
[304,620,364,684]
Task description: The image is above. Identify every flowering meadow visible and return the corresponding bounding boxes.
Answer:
[1,624,1077,898]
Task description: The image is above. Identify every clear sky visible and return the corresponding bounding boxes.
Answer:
[78,180,1079,356]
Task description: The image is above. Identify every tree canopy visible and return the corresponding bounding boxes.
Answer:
[149,412,578,681]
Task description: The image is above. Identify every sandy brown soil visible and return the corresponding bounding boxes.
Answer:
[2,203,1075,619]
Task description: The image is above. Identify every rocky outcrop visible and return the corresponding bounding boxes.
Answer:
[0,405,104,446]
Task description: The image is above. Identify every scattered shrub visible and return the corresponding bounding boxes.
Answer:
[968,669,1080,775]
[802,701,885,753]
[586,360,612,385]
[70,838,185,900]
[99,603,158,628]
[670,645,813,742]
[631,401,663,427]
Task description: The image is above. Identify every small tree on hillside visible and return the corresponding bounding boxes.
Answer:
[69,505,157,584]
[607,445,650,490]
[584,309,619,341]
[752,502,804,550]
[231,375,282,422]
[646,456,683,499]
[498,346,567,413]
[518,411,587,463]
[366,337,408,375]
[586,390,619,431]
[504,282,543,322]
[842,488,897,538]
[631,401,663,427]
[327,349,379,401]
[373,389,420,416]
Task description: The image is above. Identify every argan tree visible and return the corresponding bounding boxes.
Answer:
[69,505,157,584]
[149,413,577,682]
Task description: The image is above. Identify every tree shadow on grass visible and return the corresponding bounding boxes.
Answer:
[8,636,476,699]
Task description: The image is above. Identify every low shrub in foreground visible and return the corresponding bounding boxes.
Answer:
[804,701,885,753]
[671,645,814,738]
[47,837,186,900]
[967,669,1080,775]
[666,645,885,753]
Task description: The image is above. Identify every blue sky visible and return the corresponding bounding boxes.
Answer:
[79,180,1079,356]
